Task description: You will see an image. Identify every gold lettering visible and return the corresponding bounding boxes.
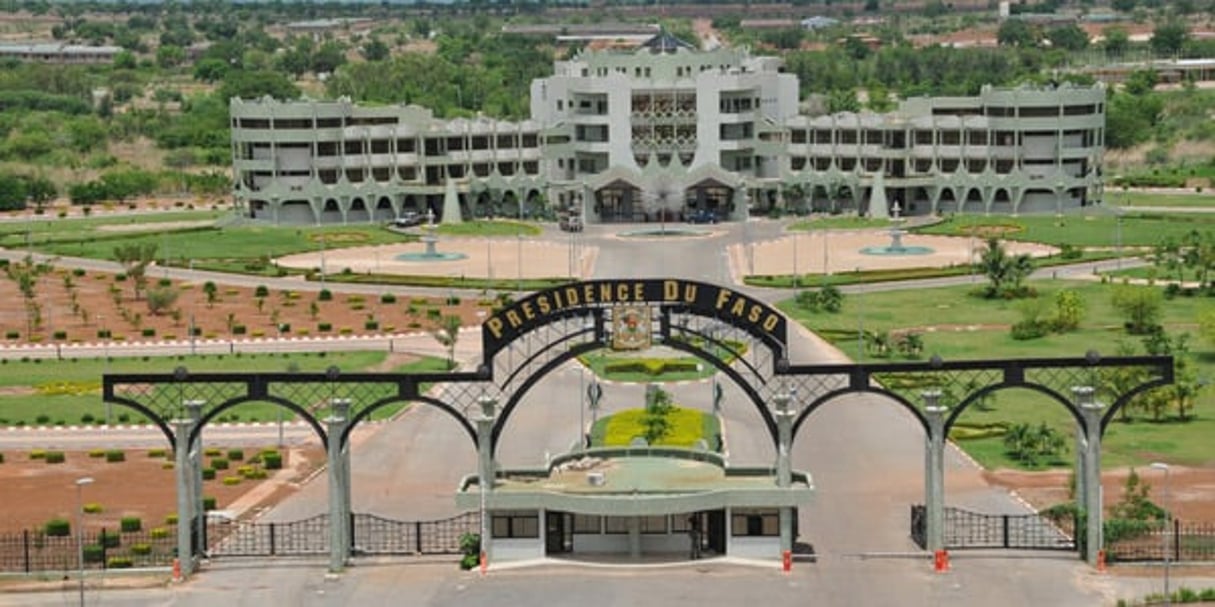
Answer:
[664,280,679,301]
[537,295,551,315]
[763,315,779,332]
[552,289,564,309]
[634,282,645,301]
[505,310,523,329]
[564,287,580,306]
[600,283,613,303]
[683,284,697,303]
[715,288,733,310]
[730,298,746,317]
[583,284,595,305]
[522,302,536,320]
[617,283,629,301]
[486,317,504,339]
[748,303,762,323]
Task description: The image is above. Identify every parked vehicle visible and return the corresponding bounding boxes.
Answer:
[392,211,423,228]
[687,209,719,224]
[559,215,584,232]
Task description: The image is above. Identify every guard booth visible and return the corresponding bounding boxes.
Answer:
[456,447,813,562]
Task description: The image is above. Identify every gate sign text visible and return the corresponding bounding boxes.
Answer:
[481,279,787,358]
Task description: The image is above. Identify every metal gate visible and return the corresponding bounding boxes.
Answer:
[208,512,477,559]
[911,505,1077,552]
[351,512,477,556]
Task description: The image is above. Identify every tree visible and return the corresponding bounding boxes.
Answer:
[23,175,56,210]
[145,285,179,315]
[1150,21,1189,56]
[310,41,347,75]
[1052,289,1085,332]
[219,70,299,102]
[361,37,390,62]
[0,173,29,211]
[1110,468,1166,522]
[1111,285,1162,335]
[431,314,462,369]
[156,44,186,69]
[977,237,1034,298]
[827,89,860,113]
[1002,422,1065,467]
[1047,24,1090,51]
[193,58,229,83]
[1102,26,1130,56]
[997,19,1039,48]
[203,281,218,307]
[113,243,158,300]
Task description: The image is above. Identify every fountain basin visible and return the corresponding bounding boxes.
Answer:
[395,252,468,262]
[859,245,935,256]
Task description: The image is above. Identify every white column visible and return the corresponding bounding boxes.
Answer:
[923,391,947,553]
[326,398,351,572]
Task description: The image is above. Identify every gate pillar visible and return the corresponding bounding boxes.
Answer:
[1075,386,1105,565]
[327,399,352,572]
[172,402,203,578]
[923,391,947,553]
[1073,427,1088,518]
[774,393,794,556]
[185,401,204,562]
[476,397,497,568]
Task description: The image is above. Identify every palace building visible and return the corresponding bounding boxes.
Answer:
[230,32,1106,224]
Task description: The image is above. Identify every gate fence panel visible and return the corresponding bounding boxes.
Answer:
[910,505,1077,552]
[207,514,329,558]
[352,512,477,556]
[1106,519,1215,563]
[0,527,176,573]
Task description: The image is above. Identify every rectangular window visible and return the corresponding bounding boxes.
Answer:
[316,118,342,128]
[731,509,779,537]
[491,511,539,539]
[396,138,416,153]
[604,517,630,534]
[639,516,667,535]
[272,118,313,129]
[572,515,602,534]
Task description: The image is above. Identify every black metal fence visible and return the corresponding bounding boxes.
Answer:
[0,527,176,573]
[351,512,477,556]
[207,513,329,558]
[910,505,1077,552]
[1106,519,1215,563]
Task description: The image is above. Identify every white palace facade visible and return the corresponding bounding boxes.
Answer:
[230,33,1107,224]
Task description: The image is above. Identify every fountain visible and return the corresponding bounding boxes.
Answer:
[394,207,468,262]
[859,202,934,256]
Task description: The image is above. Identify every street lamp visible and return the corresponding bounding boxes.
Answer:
[1151,462,1172,606]
[75,476,94,607]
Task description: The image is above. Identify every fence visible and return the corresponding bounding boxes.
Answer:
[911,505,1077,552]
[351,512,477,556]
[207,513,329,558]
[1106,519,1215,563]
[206,511,478,559]
[0,527,176,573]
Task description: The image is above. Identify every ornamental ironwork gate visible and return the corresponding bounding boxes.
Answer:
[911,505,1077,552]
[101,278,1173,573]
[207,512,477,558]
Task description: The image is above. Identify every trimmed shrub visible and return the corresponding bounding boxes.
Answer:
[105,450,125,463]
[232,324,247,335]
[44,518,71,537]
[0,453,4,464]
[88,449,106,458]
[45,451,65,464]
[203,448,222,457]
[318,289,332,301]
[149,527,170,540]
[211,458,228,470]
[202,496,217,511]
[202,467,216,480]
[129,543,152,556]
[82,544,104,563]
[83,503,103,514]
[29,449,46,459]
[120,517,141,532]
[318,322,332,332]
[380,293,396,304]
[227,449,244,461]
[146,449,167,458]
[98,530,120,548]
[141,328,156,337]
[222,476,242,486]
[164,514,178,526]
[262,451,283,470]
[107,556,133,569]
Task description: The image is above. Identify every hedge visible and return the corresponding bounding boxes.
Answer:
[44,518,70,537]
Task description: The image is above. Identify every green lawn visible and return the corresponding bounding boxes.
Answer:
[590,406,720,449]
[779,278,1215,471]
[0,210,224,249]
[1117,191,1215,209]
[33,223,415,266]
[434,220,541,237]
[787,216,897,231]
[0,352,448,426]
[915,212,1215,247]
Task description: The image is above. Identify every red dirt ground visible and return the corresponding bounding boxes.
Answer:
[0,446,323,535]
[986,465,1215,522]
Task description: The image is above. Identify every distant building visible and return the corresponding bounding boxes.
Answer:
[285,18,373,41]
[231,33,1107,224]
[800,16,840,30]
[0,42,119,64]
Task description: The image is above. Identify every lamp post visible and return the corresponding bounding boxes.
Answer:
[856,267,864,362]
[75,476,94,607]
[1115,204,1125,272]
[1151,462,1172,606]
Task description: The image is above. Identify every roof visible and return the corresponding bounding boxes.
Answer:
[641,30,695,54]
[456,448,814,516]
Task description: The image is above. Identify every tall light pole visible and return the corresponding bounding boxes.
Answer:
[76,476,94,607]
[856,267,864,362]
[1151,462,1172,606]
[792,228,799,288]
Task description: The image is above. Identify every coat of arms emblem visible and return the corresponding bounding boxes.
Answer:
[612,305,651,350]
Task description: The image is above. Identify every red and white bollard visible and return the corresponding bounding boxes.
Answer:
[782,550,792,573]
[479,551,487,575]
[933,549,950,573]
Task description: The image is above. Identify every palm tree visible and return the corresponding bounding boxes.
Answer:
[431,314,463,370]
[977,237,1033,298]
